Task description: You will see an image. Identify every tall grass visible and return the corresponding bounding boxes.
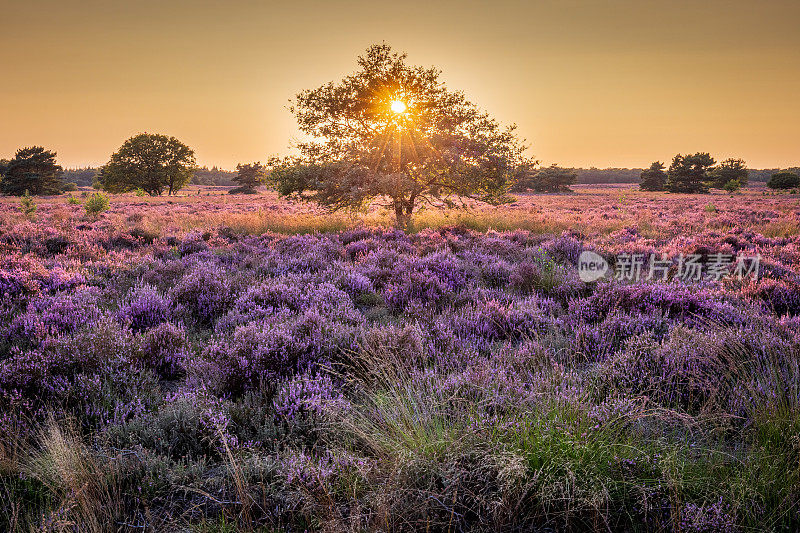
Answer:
[13,418,122,533]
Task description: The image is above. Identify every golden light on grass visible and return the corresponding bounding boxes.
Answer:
[390,100,407,114]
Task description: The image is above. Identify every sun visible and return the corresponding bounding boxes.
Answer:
[390,100,407,114]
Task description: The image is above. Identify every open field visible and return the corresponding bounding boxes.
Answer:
[1,186,799,531]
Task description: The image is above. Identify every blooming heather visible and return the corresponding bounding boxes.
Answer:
[0,190,798,531]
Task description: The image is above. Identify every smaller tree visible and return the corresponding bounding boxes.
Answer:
[85,192,110,217]
[100,133,196,196]
[639,161,667,191]
[512,164,576,193]
[665,153,714,193]
[19,190,37,219]
[1,147,63,196]
[722,179,741,193]
[709,158,748,189]
[767,171,800,190]
[231,162,266,193]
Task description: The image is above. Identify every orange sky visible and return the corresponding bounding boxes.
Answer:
[1,0,798,169]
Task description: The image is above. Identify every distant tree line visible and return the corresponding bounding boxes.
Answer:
[60,166,239,188]
[510,164,577,192]
[637,153,800,193]
[749,168,800,183]
[61,167,99,187]
[192,166,238,187]
[2,137,799,198]
[639,153,748,193]
[574,168,642,184]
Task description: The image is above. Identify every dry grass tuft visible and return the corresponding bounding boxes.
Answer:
[22,417,122,533]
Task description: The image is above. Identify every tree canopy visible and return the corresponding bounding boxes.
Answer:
[232,162,266,192]
[270,43,532,229]
[665,153,715,193]
[100,133,196,196]
[0,147,63,196]
[709,158,748,189]
[639,161,667,191]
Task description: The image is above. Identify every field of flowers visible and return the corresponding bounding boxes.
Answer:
[1,187,799,531]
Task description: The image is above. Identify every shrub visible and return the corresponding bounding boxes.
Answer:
[767,171,800,190]
[228,186,258,195]
[722,178,741,192]
[169,262,232,325]
[0,320,160,433]
[273,371,349,422]
[195,312,358,396]
[116,284,172,332]
[8,287,103,343]
[137,322,188,379]
[108,392,231,461]
[19,190,37,219]
[84,192,109,217]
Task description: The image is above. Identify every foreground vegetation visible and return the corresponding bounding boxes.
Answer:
[0,188,799,531]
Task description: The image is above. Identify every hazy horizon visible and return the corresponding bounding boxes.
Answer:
[2,0,799,170]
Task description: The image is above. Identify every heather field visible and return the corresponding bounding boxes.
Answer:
[2,187,800,532]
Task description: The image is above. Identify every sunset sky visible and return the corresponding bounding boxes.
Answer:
[2,0,798,170]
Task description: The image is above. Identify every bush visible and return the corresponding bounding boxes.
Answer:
[108,392,231,461]
[84,192,109,217]
[169,262,232,325]
[0,320,160,433]
[116,284,173,332]
[196,313,357,396]
[19,190,37,219]
[137,322,188,379]
[767,171,800,190]
[228,186,258,195]
[722,179,741,192]
[8,287,103,343]
[61,182,79,192]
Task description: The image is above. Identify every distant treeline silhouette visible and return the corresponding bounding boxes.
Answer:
[574,167,800,184]
[61,166,238,187]
[59,165,798,187]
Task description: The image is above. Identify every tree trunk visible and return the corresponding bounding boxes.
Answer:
[393,201,412,231]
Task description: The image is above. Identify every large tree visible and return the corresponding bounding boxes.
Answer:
[233,162,266,191]
[270,44,532,229]
[665,153,714,193]
[709,158,748,189]
[639,161,667,191]
[100,133,196,196]
[1,147,63,196]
